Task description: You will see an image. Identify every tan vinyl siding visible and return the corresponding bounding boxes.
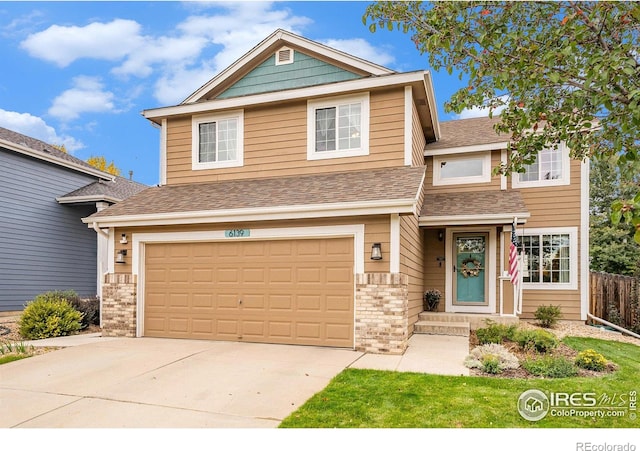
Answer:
[512,158,582,320]
[424,152,503,194]
[400,213,425,332]
[411,101,426,167]
[112,215,390,275]
[165,88,406,185]
[423,229,446,312]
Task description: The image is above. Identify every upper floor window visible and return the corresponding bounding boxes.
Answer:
[512,143,569,188]
[433,152,491,186]
[192,110,244,170]
[307,93,369,161]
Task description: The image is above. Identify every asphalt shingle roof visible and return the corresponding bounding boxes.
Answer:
[426,116,507,151]
[0,126,102,174]
[420,190,528,218]
[59,176,149,202]
[89,166,426,219]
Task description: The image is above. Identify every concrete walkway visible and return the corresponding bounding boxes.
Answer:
[350,334,470,376]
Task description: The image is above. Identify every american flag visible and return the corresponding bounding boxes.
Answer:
[509,219,519,285]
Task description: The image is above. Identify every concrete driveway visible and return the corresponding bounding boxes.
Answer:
[0,338,363,428]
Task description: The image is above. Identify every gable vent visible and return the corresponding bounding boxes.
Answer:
[275,47,294,65]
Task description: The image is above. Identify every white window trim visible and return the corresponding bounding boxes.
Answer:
[512,142,570,188]
[517,226,578,291]
[307,92,370,161]
[192,110,244,170]
[433,151,491,186]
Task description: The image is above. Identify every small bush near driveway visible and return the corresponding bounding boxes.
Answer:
[19,291,83,339]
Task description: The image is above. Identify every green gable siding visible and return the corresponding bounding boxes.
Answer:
[217,52,363,99]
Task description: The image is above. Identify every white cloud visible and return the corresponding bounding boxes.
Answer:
[20,19,142,67]
[154,65,216,106]
[112,35,209,77]
[20,3,398,108]
[456,96,508,119]
[0,109,83,151]
[48,76,117,121]
[320,38,395,68]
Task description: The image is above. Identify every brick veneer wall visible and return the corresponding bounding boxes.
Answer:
[101,273,137,337]
[355,273,409,354]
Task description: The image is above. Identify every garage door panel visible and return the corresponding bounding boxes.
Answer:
[268,321,292,338]
[296,322,321,340]
[296,267,322,283]
[216,267,240,283]
[297,294,321,311]
[144,237,354,347]
[326,295,351,312]
[242,267,266,283]
[242,294,265,310]
[192,294,214,308]
[217,294,240,310]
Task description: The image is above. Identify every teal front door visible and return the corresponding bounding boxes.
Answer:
[453,233,488,305]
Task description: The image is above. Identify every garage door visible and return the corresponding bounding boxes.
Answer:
[143,237,354,347]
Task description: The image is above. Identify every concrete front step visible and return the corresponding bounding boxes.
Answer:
[418,312,519,330]
[414,320,470,337]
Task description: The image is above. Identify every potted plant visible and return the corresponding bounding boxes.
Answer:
[423,289,441,312]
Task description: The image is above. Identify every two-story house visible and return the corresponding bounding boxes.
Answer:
[84,29,589,354]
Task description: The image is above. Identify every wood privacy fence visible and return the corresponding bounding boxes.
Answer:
[589,271,639,330]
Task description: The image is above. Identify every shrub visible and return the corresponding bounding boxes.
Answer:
[522,355,577,378]
[475,320,519,344]
[515,329,559,353]
[534,304,562,328]
[19,292,83,339]
[575,349,608,371]
[464,343,520,374]
[69,296,100,329]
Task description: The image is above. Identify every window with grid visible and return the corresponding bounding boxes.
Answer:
[192,111,243,170]
[513,143,569,188]
[519,229,577,289]
[307,93,369,160]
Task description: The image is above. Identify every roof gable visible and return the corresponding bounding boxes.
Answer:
[216,49,363,99]
[183,29,394,104]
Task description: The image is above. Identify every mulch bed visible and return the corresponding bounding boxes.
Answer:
[467,329,618,379]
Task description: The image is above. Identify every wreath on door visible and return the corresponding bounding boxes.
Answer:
[460,257,483,278]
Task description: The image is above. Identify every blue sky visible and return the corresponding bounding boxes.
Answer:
[0,1,479,186]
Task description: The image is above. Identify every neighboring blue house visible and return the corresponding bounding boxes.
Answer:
[0,127,147,312]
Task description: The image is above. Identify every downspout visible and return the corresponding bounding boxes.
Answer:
[92,222,109,237]
[586,313,640,340]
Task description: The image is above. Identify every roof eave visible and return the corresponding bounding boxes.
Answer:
[57,195,121,205]
[418,212,530,227]
[143,71,430,123]
[424,141,510,156]
[83,198,418,228]
[0,138,114,181]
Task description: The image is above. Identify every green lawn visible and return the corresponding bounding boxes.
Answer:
[0,354,30,365]
[279,337,639,428]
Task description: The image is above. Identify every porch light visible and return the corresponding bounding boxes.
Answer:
[438,230,444,241]
[120,233,128,244]
[116,249,127,264]
[370,243,382,260]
